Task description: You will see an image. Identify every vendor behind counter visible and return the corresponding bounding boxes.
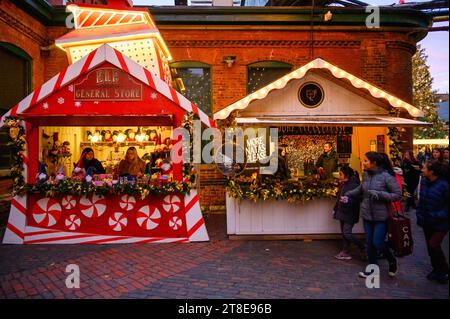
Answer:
[315,142,339,180]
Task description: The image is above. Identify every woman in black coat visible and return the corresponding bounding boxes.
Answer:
[401,150,422,210]
[333,166,365,260]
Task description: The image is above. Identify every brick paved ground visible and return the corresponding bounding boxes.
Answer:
[0,210,448,299]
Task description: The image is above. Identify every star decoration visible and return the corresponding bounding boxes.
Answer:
[75,101,81,108]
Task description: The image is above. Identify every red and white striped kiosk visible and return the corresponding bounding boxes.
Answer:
[1,1,212,244]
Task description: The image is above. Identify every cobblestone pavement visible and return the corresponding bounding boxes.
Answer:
[0,211,448,299]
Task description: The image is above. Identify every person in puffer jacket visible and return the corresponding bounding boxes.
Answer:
[416,160,449,284]
[342,152,402,279]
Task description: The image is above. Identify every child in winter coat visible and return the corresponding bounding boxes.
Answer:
[333,166,366,260]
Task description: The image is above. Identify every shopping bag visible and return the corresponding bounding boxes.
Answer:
[387,202,414,257]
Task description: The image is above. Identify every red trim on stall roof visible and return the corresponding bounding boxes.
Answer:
[187,219,205,238]
[184,194,199,213]
[6,223,24,239]
[11,199,27,216]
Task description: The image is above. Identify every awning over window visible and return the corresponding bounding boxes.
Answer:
[236,116,430,127]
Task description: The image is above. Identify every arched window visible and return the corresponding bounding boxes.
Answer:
[170,61,212,116]
[0,43,32,173]
[247,61,292,94]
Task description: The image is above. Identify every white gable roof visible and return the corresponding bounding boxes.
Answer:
[214,58,424,120]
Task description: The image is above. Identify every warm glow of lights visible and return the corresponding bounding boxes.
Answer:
[136,133,146,143]
[213,58,424,120]
[117,133,126,143]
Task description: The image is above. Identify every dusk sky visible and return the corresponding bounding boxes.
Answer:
[134,0,449,93]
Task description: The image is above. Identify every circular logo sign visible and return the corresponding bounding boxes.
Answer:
[298,82,324,108]
[214,142,247,177]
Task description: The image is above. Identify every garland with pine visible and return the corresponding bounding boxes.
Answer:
[3,116,26,196]
[225,175,339,204]
[27,179,190,199]
[387,127,403,167]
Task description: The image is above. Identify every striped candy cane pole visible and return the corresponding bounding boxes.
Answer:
[184,189,209,242]
[3,121,29,244]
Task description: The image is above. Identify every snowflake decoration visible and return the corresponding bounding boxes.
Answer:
[57,97,65,104]
[68,85,74,92]
[42,102,49,110]
[75,101,81,108]
[150,92,158,100]
[94,101,99,104]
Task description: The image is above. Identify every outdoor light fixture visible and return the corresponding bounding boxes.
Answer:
[223,56,236,67]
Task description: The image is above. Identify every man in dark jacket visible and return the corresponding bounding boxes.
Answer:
[416,160,449,284]
[316,142,338,180]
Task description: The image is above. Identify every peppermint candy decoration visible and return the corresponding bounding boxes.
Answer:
[78,194,106,218]
[32,198,62,227]
[108,212,128,232]
[162,195,182,214]
[61,195,76,210]
[119,195,136,211]
[136,205,161,230]
[168,216,183,231]
[65,214,81,231]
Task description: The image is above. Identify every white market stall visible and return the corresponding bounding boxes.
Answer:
[215,58,428,239]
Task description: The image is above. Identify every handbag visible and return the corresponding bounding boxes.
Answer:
[387,202,414,257]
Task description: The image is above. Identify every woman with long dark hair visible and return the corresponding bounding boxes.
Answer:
[416,160,449,284]
[432,148,444,162]
[342,152,402,278]
[72,147,105,176]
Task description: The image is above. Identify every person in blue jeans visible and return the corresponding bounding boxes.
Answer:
[341,152,402,278]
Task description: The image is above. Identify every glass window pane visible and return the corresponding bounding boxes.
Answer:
[175,67,212,116]
[248,65,292,94]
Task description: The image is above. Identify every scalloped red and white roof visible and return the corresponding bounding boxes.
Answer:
[1,44,215,128]
[214,58,424,120]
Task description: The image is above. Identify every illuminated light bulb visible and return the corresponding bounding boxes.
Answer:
[355,79,362,86]
[91,134,99,143]
[331,66,338,73]
[276,80,283,87]
[117,133,126,143]
[136,134,145,143]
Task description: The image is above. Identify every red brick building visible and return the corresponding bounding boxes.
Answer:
[0,0,431,211]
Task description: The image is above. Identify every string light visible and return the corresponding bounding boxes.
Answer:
[214,58,424,119]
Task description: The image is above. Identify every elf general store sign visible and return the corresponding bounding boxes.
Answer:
[74,67,143,101]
